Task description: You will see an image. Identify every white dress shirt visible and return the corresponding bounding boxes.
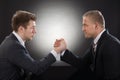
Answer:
[93,29,106,52]
[12,31,25,47]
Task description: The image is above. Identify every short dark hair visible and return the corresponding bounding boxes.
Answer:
[83,10,105,27]
[11,10,36,32]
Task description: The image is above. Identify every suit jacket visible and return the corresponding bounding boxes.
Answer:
[61,31,120,80]
[0,33,56,80]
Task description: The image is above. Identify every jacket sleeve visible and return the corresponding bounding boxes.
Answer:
[61,49,92,69]
[7,43,56,75]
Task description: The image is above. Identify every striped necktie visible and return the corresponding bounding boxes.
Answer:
[93,42,97,53]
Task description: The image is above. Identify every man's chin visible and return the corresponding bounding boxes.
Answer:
[26,38,33,41]
[85,35,91,39]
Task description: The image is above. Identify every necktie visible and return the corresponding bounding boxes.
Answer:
[90,42,97,71]
[93,42,97,53]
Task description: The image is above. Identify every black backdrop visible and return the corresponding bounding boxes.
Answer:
[0,0,119,80]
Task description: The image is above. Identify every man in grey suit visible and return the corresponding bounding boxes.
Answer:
[54,10,120,80]
[0,10,60,80]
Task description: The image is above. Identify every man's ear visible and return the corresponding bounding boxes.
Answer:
[18,26,25,32]
[94,22,99,30]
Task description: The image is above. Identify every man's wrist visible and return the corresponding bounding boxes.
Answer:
[51,50,58,58]
[51,50,61,61]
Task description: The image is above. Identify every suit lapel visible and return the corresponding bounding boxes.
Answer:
[90,31,108,71]
[96,31,108,54]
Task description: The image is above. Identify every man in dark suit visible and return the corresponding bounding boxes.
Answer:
[54,10,120,80]
[0,10,60,80]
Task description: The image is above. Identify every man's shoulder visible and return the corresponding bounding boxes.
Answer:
[105,32,120,44]
[1,35,18,45]
[101,31,119,43]
[0,33,24,51]
[100,32,120,49]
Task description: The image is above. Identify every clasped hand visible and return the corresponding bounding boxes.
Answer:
[54,38,67,53]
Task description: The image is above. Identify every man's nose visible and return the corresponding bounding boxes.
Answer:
[82,26,85,31]
[33,28,36,34]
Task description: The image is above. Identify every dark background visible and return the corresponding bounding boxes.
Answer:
[0,0,119,80]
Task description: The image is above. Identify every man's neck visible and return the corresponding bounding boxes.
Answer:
[16,31,26,42]
[93,28,105,44]
[12,31,25,47]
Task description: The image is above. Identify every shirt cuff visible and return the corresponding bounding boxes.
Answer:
[61,50,65,56]
[51,50,58,58]
[51,50,61,61]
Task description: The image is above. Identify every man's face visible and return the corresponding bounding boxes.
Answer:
[23,20,36,41]
[82,16,96,38]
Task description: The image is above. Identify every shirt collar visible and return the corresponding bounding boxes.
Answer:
[94,29,106,44]
[12,31,25,47]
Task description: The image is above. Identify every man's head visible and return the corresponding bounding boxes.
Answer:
[82,10,105,39]
[12,10,36,41]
